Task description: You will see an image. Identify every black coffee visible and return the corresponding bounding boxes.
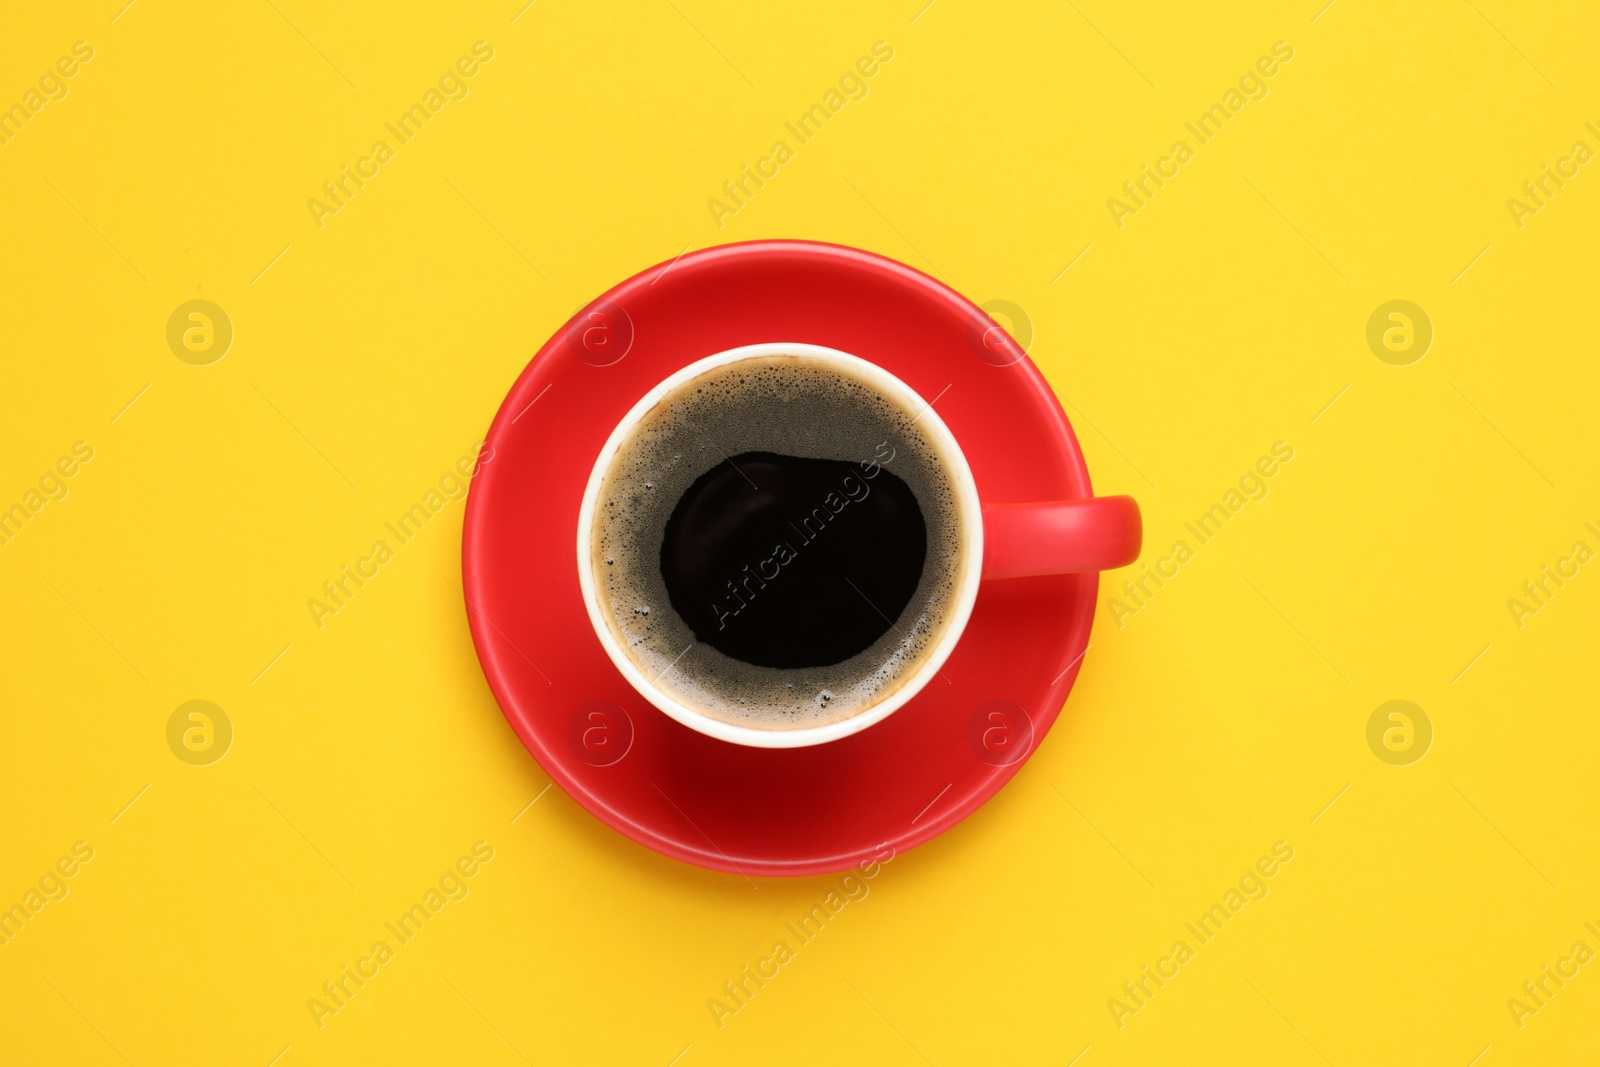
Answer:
[588,354,968,730]
[660,451,927,669]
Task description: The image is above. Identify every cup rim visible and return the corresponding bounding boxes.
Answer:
[575,342,985,749]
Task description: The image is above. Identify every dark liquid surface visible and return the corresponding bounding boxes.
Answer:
[660,452,927,669]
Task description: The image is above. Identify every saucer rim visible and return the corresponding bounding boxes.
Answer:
[462,239,1099,877]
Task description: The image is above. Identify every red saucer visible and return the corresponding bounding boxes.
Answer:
[462,240,1099,877]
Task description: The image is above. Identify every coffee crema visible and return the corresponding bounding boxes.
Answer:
[589,355,968,730]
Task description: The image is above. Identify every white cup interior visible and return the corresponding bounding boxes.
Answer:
[576,343,984,748]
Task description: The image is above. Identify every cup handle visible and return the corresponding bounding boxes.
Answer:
[981,497,1142,579]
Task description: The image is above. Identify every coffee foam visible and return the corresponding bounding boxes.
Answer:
[590,354,967,730]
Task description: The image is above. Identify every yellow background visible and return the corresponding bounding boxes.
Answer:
[3,1,1598,1063]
